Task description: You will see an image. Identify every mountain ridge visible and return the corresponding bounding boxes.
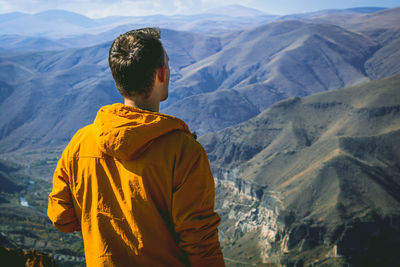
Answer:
[199,74,400,265]
[203,4,266,17]
[163,19,385,134]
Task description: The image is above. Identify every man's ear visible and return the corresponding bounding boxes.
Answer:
[157,66,165,82]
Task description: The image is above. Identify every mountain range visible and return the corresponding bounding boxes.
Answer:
[0,7,277,38]
[1,7,399,150]
[1,6,390,38]
[1,5,400,266]
[199,74,400,265]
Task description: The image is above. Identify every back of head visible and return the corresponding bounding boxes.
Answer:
[109,28,165,98]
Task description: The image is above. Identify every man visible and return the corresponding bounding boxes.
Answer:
[47,28,224,267]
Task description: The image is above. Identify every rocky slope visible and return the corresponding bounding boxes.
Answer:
[164,20,382,134]
[199,74,400,266]
[307,7,400,81]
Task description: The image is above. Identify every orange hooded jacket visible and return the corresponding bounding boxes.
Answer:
[47,103,224,267]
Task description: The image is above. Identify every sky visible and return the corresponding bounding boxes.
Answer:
[0,0,399,18]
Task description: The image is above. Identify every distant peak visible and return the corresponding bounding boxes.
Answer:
[345,7,387,14]
[32,9,98,27]
[34,9,90,18]
[203,4,266,17]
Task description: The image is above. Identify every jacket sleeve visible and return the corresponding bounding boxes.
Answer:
[172,142,225,267]
[47,149,81,233]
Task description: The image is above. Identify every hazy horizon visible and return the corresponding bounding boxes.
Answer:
[0,0,399,18]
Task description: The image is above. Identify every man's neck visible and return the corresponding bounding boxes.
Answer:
[124,98,159,112]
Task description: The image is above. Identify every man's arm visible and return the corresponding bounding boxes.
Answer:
[47,149,81,233]
[172,143,225,267]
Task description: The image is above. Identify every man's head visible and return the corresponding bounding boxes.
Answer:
[109,28,168,99]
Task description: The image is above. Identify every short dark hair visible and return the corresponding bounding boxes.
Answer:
[109,27,165,97]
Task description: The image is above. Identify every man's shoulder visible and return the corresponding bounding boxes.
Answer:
[157,129,205,154]
[72,123,94,138]
[69,123,95,143]
[63,124,100,158]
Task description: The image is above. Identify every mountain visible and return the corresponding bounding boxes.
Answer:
[167,18,388,102]
[34,10,98,28]
[311,6,400,32]
[0,8,277,38]
[0,10,99,37]
[0,35,67,52]
[0,6,395,39]
[306,7,400,80]
[345,7,387,13]
[278,7,386,21]
[163,7,400,135]
[199,74,400,266]
[0,12,27,23]
[365,35,400,79]
[91,5,277,36]
[0,42,119,151]
[204,4,266,17]
[163,20,380,134]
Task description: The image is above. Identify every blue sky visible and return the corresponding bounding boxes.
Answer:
[0,0,399,18]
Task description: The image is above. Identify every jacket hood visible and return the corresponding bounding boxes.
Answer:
[93,103,191,160]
